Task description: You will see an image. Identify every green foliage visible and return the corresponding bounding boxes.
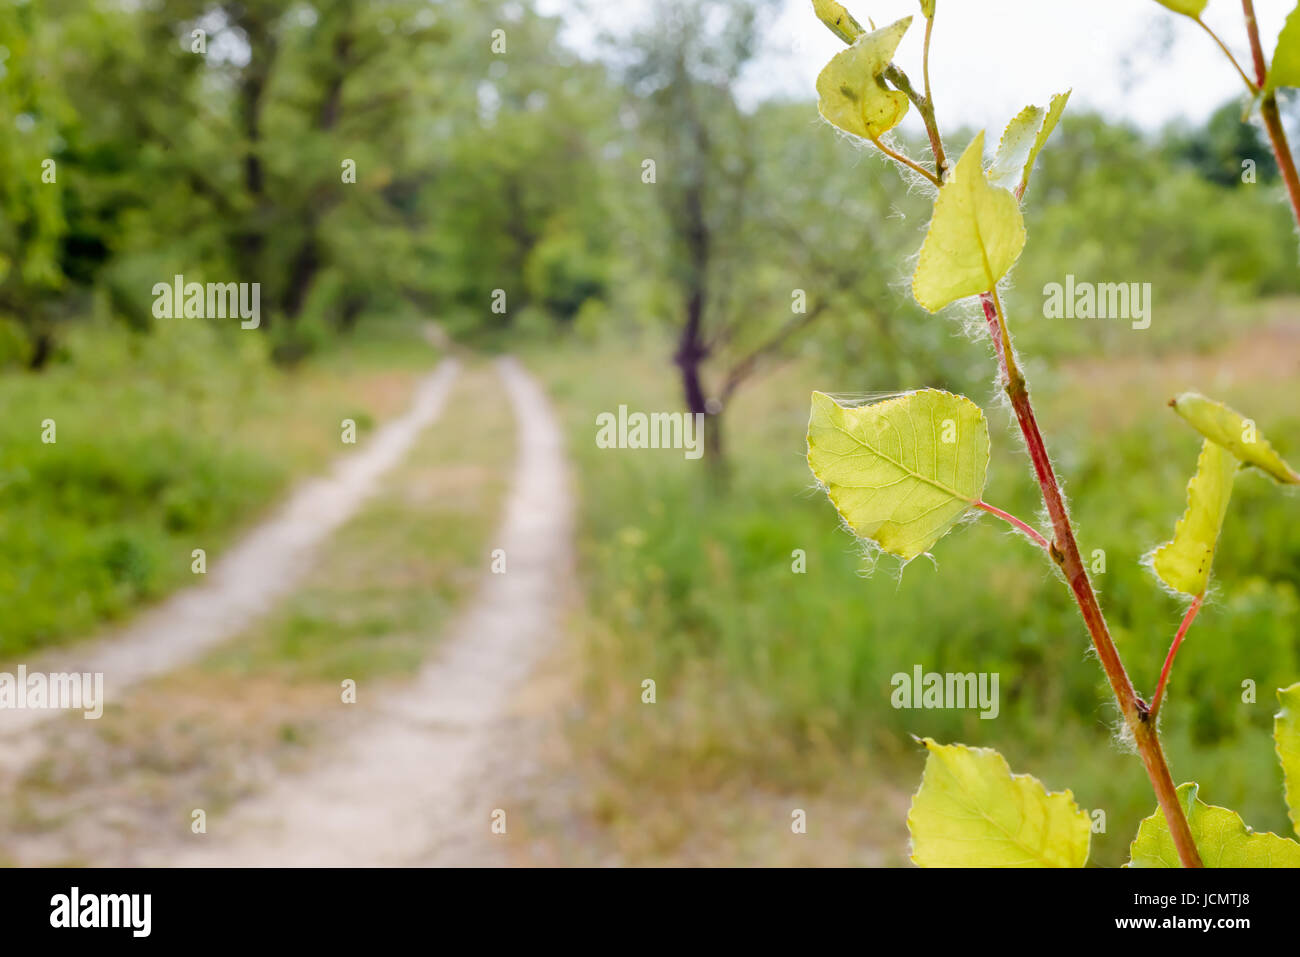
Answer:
[0,319,427,656]
[806,390,989,560]
[1148,439,1237,598]
[1277,683,1300,834]
[1171,392,1300,484]
[1266,3,1300,92]
[1127,782,1300,867]
[815,18,913,140]
[908,739,1091,867]
[912,133,1026,311]
[812,0,867,44]
[1152,0,1209,17]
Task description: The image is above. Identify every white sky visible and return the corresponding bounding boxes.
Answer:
[539,0,1296,131]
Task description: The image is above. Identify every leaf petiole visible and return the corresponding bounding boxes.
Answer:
[1150,595,1204,720]
[975,501,1049,550]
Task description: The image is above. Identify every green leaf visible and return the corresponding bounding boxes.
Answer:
[806,389,988,561]
[815,17,912,140]
[920,0,936,19]
[1171,392,1300,484]
[1020,90,1070,194]
[1152,0,1209,17]
[1127,782,1300,867]
[912,132,1026,311]
[1277,682,1300,837]
[908,739,1091,867]
[812,0,867,44]
[986,92,1069,195]
[987,104,1045,193]
[1147,438,1237,598]
[1267,3,1300,92]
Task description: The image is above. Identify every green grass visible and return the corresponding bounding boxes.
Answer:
[530,316,1300,866]
[0,315,436,658]
[200,361,514,681]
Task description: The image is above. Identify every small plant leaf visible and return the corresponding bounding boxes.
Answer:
[1147,438,1237,598]
[987,104,1045,193]
[815,17,912,140]
[806,389,989,561]
[920,0,936,19]
[1266,3,1300,92]
[987,91,1069,195]
[1020,90,1070,193]
[908,739,1091,867]
[912,132,1026,311]
[1171,391,1300,484]
[812,0,867,44]
[1277,682,1300,837]
[1152,0,1209,17]
[1127,782,1300,867]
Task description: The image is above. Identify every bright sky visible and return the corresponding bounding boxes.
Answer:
[539,0,1296,131]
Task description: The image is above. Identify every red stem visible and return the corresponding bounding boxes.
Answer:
[975,501,1049,550]
[978,292,1203,867]
[1241,0,1300,230]
[1150,596,1203,721]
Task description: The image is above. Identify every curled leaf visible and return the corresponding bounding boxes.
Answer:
[987,91,1069,196]
[1277,682,1300,837]
[1147,438,1236,598]
[807,389,989,561]
[1171,391,1300,484]
[1127,782,1300,867]
[815,17,912,140]
[908,739,1091,867]
[812,0,866,44]
[912,132,1026,311]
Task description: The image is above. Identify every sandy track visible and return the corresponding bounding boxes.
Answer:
[0,360,459,763]
[161,357,573,866]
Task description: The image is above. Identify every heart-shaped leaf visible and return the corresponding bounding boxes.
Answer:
[912,132,1026,311]
[908,739,1091,867]
[1127,782,1300,867]
[815,17,912,141]
[806,389,989,560]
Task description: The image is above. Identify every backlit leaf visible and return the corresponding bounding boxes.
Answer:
[815,17,912,140]
[806,389,989,561]
[1147,438,1237,597]
[1152,0,1208,17]
[1127,782,1300,867]
[1267,3,1300,92]
[1020,90,1070,194]
[908,739,1091,867]
[1277,682,1300,836]
[988,92,1070,195]
[812,0,866,44]
[1171,391,1300,484]
[912,132,1026,311]
[987,104,1045,193]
